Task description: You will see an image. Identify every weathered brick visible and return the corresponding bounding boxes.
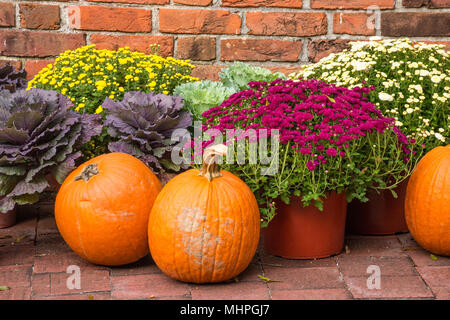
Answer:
[260,249,337,268]
[311,0,395,9]
[308,39,351,63]
[381,12,450,36]
[0,244,35,266]
[267,66,301,77]
[343,236,405,257]
[191,281,270,300]
[24,59,55,80]
[336,255,417,277]
[87,0,168,3]
[191,64,224,81]
[221,39,302,62]
[111,273,190,299]
[0,265,32,288]
[264,267,344,290]
[271,289,351,300]
[222,0,303,8]
[20,3,60,30]
[416,266,450,290]
[333,12,376,36]
[0,2,15,27]
[50,270,110,296]
[174,0,212,5]
[159,9,241,34]
[33,292,111,300]
[90,34,174,57]
[345,276,433,299]
[403,0,450,8]
[68,5,152,33]
[33,251,109,274]
[109,255,161,277]
[246,12,327,36]
[177,37,216,61]
[0,30,86,58]
[0,287,31,300]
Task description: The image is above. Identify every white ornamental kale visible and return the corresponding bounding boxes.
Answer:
[219,62,287,92]
[0,89,102,213]
[174,80,236,121]
[103,91,193,175]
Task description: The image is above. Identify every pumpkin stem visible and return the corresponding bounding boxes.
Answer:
[75,163,99,182]
[199,144,228,182]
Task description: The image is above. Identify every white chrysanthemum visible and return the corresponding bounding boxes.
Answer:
[434,132,445,142]
[379,92,394,101]
[431,75,441,83]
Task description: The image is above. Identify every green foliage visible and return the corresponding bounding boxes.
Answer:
[174,80,236,121]
[219,62,287,91]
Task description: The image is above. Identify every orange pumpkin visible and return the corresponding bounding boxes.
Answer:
[405,145,450,256]
[55,152,162,266]
[148,145,260,283]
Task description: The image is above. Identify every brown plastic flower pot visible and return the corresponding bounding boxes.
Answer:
[0,208,16,229]
[346,179,409,235]
[262,191,348,259]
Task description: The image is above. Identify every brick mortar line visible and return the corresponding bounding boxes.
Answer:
[4,0,450,12]
[32,290,112,299]
[333,255,355,299]
[395,235,438,299]
[257,252,273,300]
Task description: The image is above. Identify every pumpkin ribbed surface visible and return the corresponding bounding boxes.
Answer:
[55,152,162,266]
[148,168,260,283]
[405,145,450,256]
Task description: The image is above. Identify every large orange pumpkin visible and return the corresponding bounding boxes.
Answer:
[148,145,260,283]
[405,145,450,256]
[55,152,162,266]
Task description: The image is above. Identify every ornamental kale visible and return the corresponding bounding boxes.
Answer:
[201,79,418,226]
[0,64,27,93]
[174,80,236,122]
[0,89,102,213]
[103,91,193,175]
[219,62,287,92]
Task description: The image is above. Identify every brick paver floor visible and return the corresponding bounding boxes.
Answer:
[1,203,449,300]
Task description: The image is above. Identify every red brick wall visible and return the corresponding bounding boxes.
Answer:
[0,0,449,80]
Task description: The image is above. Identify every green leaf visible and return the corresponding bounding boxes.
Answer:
[159,159,181,172]
[430,254,438,261]
[0,174,20,196]
[314,199,324,211]
[280,193,290,205]
[390,189,398,199]
[0,286,10,291]
[13,193,40,205]
[257,275,280,283]
[0,165,27,176]
[327,96,336,103]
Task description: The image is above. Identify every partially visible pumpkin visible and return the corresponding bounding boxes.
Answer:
[405,145,450,256]
[148,144,260,283]
[55,152,162,266]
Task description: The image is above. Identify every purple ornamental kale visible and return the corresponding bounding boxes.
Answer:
[103,91,193,174]
[0,89,102,213]
[0,64,28,93]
